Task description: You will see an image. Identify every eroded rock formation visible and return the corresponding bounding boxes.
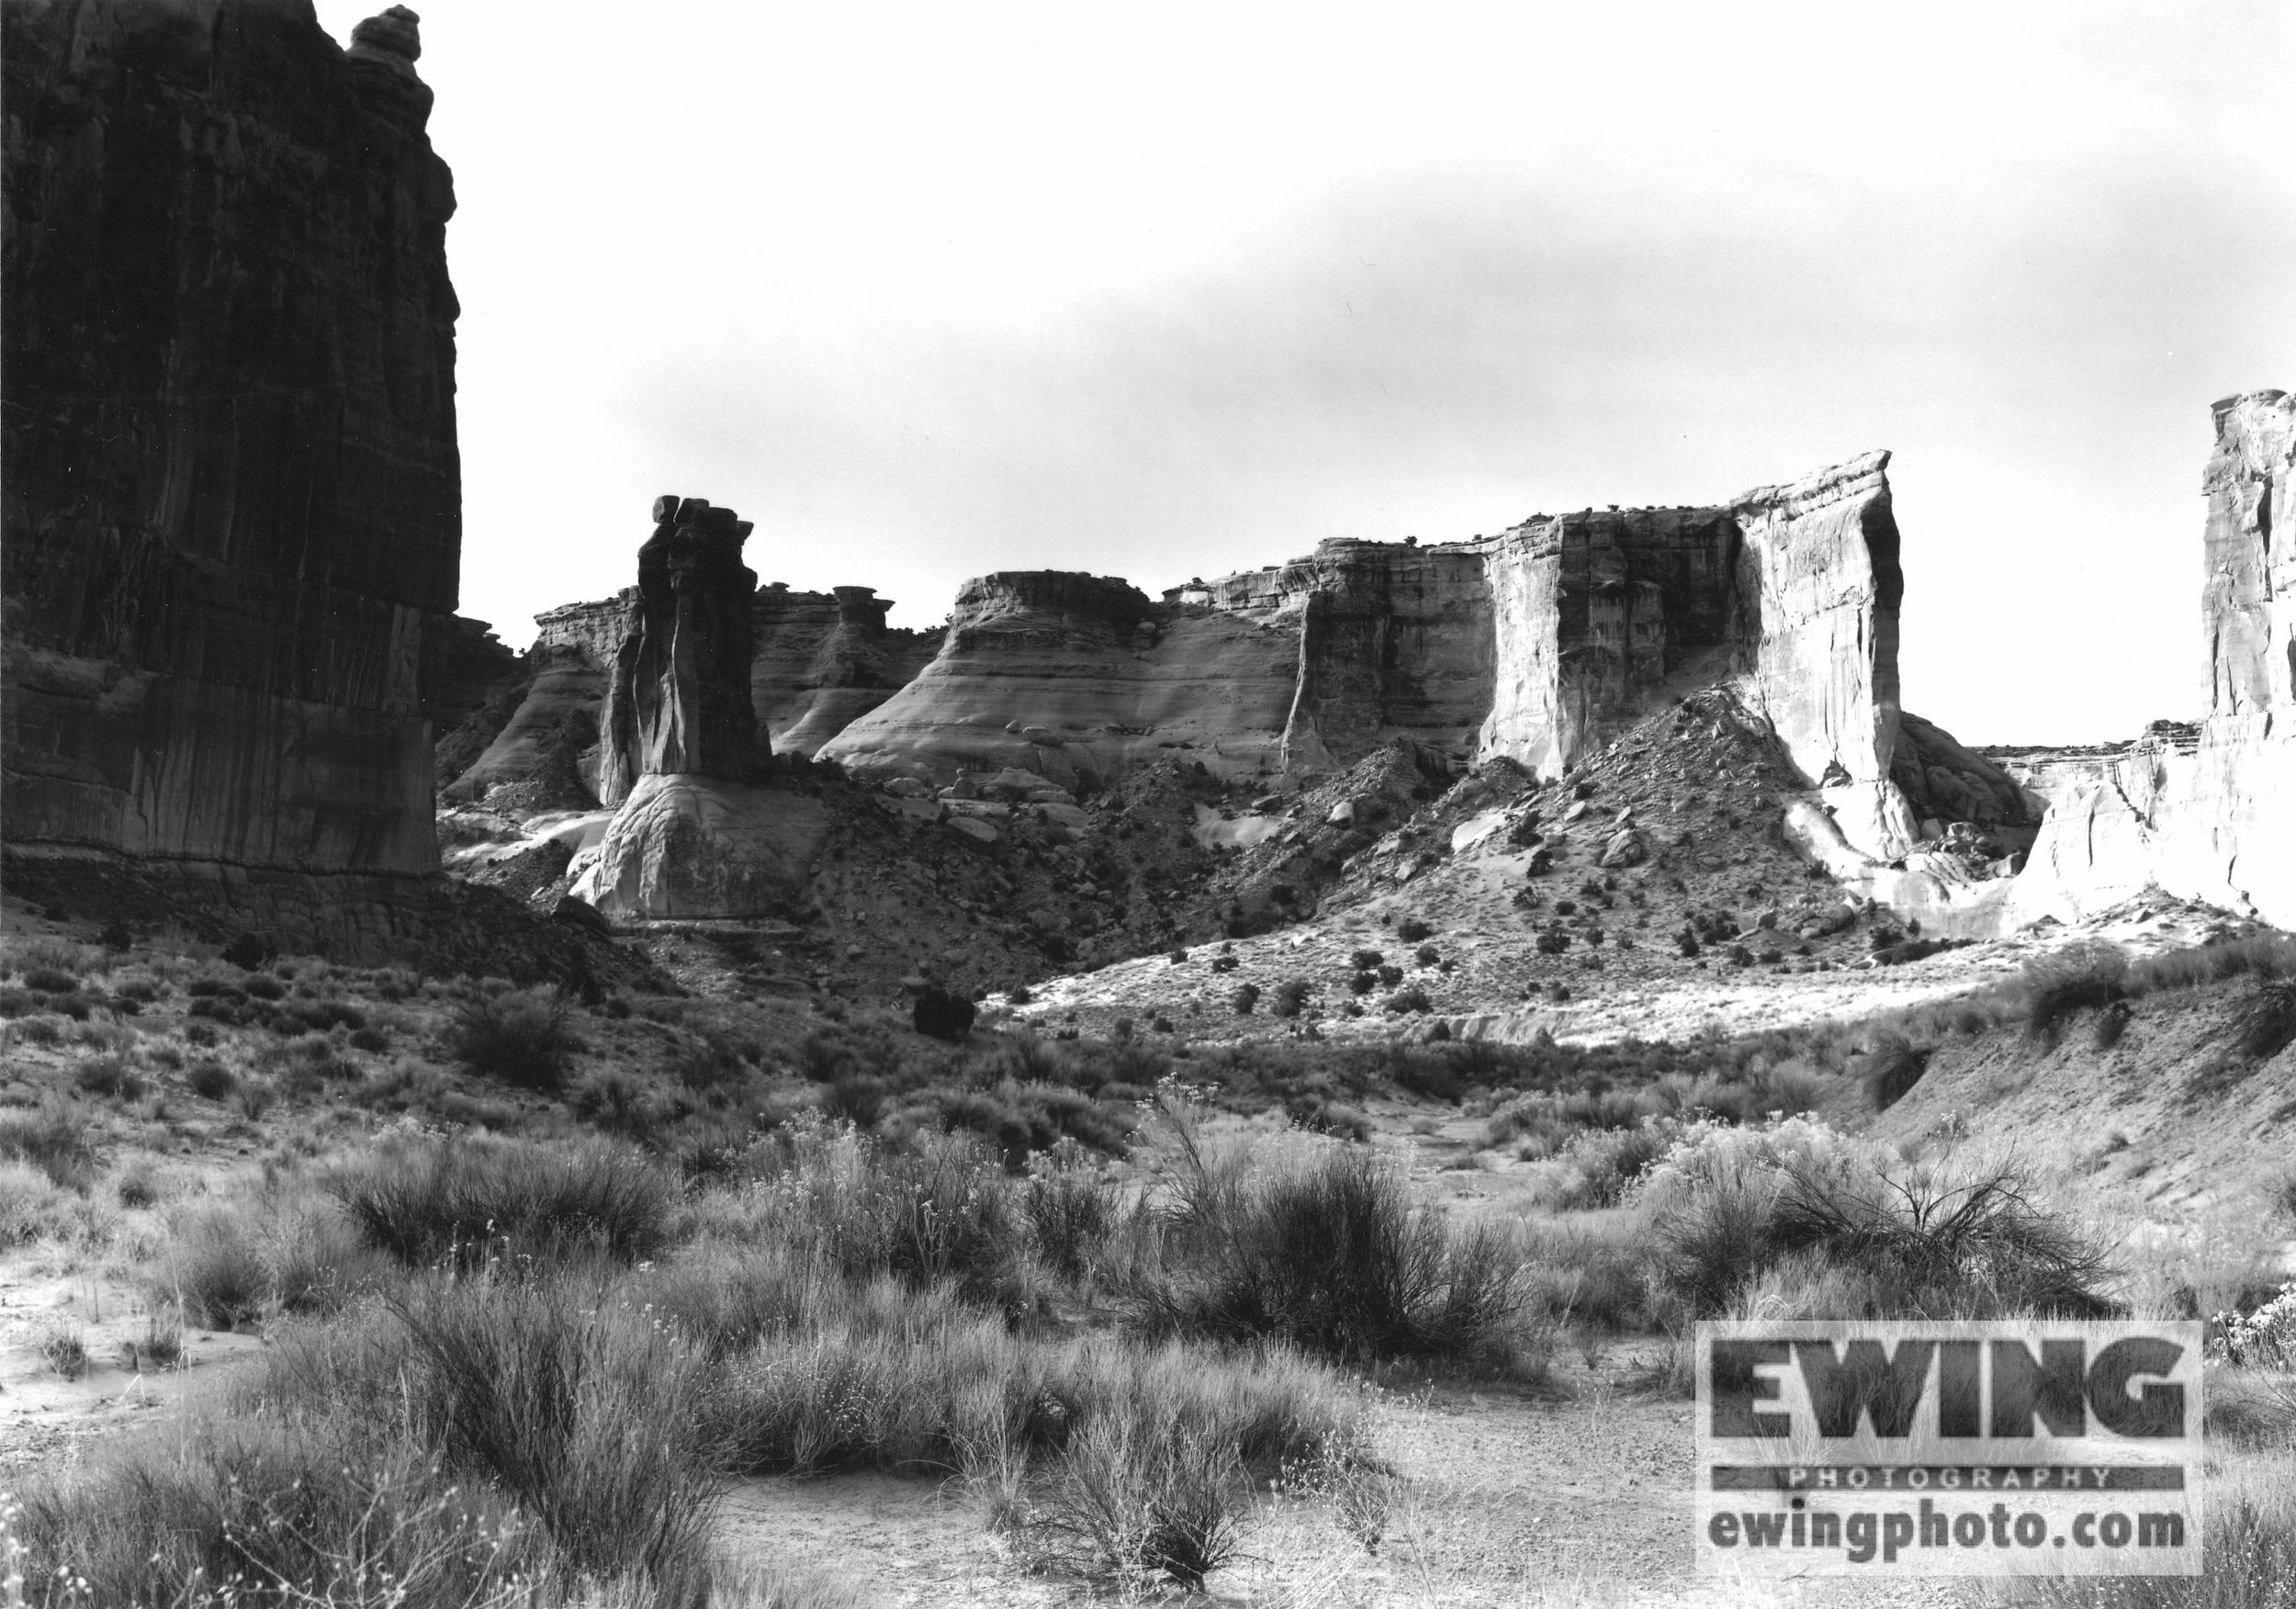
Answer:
[563,499,827,920]
[751,584,942,757]
[2,0,460,943]
[1192,540,1494,771]
[2009,391,2296,929]
[519,451,2015,882]
[815,570,1301,789]
[597,496,765,806]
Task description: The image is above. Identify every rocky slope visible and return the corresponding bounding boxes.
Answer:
[1,1,460,949]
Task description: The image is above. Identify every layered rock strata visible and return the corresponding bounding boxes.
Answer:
[815,571,1301,789]
[2,1,460,947]
[1191,540,1495,770]
[751,583,942,757]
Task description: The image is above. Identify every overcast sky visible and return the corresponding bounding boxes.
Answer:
[319,1,2292,745]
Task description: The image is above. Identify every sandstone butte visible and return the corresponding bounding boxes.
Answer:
[503,448,2041,924]
[0,0,476,954]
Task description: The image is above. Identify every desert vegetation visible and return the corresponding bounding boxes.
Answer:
[1,919,2291,1604]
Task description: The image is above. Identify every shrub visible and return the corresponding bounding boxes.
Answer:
[1023,1149,1126,1281]
[1231,984,1260,1016]
[328,1137,675,1268]
[1382,986,1432,1015]
[1141,1140,1526,1369]
[0,1100,99,1191]
[2021,941,2128,1042]
[670,1030,751,1095]
[1024,1415,1244,1589]
[1270,979,1311,1018]
[1862,1030,1933,1110]
[1397,918,1433,942]
[386,1275,720,1587]
[915,985,977,1042]
[39,1325,90,1379]
[1546,1120,1679,1210]
[15,1427,551,1608]
[823,1074,887,1129]
[2237,980,2296,1063]
[1,1159,75,1245]
[221,931,276,970]
[161,1208,273,1329]
[72,1052,143,1101]
[22,967,79,995]
[449,988,576,1091]
[1639,1120,2115,1321]
[1349,950,1384,971]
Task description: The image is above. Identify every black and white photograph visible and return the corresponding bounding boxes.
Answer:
[0,1,2290,1603]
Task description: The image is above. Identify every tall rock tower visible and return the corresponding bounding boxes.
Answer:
[2,1,459,941]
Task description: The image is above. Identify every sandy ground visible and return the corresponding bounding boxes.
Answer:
[0,1251,266,1473]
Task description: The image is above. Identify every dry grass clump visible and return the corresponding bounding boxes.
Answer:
[1132,1112,1532,1373]
[327,1135,675,1269]
[0,1098,99,1191]
[1638,1119,2116,1322]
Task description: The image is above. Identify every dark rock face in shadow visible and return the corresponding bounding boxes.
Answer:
[598,497,764,806]
[2,0,460,949]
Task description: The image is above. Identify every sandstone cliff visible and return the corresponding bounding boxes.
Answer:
[814,570,1301,788]
[1191,540,1494,771]
[2,1,459,940]
[2009,391,2295,930]
[751,583,941,757]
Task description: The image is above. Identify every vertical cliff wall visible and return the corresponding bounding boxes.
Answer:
[2,3,458,897]
[1478,507,1744,777]
[2009,391,2295,929]
[1473,450,1917,858]
[1199,540,1493,771]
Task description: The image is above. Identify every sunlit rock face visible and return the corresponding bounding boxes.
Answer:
[1,2,459,938]
[1476,451,1932,861]
[750,584,943,757]
[1479,507,1744,780]
[1199,540,1495,771]
[2010,391,2296,928]
[815,571,1301,788]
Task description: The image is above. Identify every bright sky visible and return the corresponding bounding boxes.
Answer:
[319,1,2293,744]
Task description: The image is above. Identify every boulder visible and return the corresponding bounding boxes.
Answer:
[568,774,827,920]
[1597,829,1646,869]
